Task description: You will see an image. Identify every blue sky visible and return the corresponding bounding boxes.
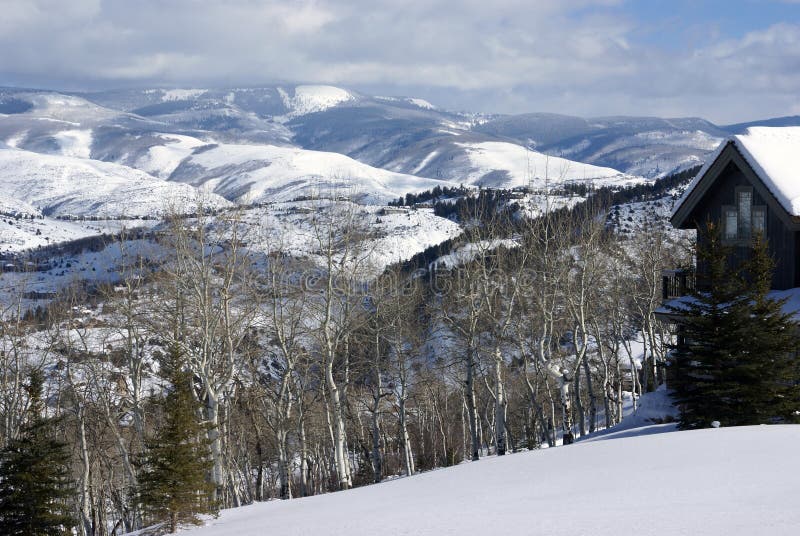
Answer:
[626,0,799,46]
[1,0,798,122]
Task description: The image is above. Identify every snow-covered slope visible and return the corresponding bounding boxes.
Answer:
[19,92,123,124]
[0,147,231,217]
[475,114,727,178]
[135,134,208,178]
[180,424,800,536]
[277,85,356,119]
[454,141,645,188]
[238,202,462,273]
[168,142,458,204]
[0,217,152,255]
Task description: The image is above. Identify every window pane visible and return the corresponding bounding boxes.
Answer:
[753,207,766,235]
[738,191,752,237]
[725,209,738,240]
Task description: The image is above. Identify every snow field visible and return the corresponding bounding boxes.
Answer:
[232,202,462,276]
[182,424,800,536]
[138,134,207,178]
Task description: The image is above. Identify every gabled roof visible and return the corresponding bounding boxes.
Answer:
[672,126,800,222]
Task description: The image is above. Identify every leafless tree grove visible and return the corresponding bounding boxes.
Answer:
[0,199,687,534]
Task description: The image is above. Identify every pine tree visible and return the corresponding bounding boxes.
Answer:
[0,370,75,536]
[728,233,800,424]
[670,225,800,428]
[137,346,216,533]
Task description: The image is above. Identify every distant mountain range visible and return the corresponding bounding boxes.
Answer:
[1,84,798,214]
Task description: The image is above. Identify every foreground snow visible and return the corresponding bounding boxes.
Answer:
[179,424,800,536]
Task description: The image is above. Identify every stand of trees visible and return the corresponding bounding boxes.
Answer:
[0,195,691,535]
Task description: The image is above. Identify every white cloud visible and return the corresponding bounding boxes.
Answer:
[0,0,797,122]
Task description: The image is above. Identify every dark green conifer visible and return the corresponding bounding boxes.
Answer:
[0,370,75,536]
[729,233,800,424]
[670,224,800,428]
[138,346,216,533]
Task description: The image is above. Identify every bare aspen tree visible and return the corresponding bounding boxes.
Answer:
[623,220,688,392]
[564,212,607,437]
[383,272,426,476]
[474,234,523,456]
[514,210,578,444]
[254,236,312,500]
[155,203,258,506]
[437,259,485,461]
[0,278,41,447]
[306,199,375,489]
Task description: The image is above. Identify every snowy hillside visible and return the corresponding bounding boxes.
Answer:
[16,92,123,124]
[238,202,462,273]
[4,85,797,194]
[0,147,230,217]
[179,424,800,536]
[168,142,457,204]
[0,202,461,305]
[277,85,357,119]
[474,114,728,178]
[454,141,645,188]
[0,215,148,255]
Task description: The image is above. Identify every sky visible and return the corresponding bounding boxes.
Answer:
[1,0,799,123]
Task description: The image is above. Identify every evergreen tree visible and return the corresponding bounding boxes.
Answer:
[0,370,75,536]
[138,346,216,533]
[670,225,800,428]
[729,233,800,423]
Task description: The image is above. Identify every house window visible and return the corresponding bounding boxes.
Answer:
[753,206,766,235]
[724,208,738,240]
[738,190,752,238]
[723,187,766,242]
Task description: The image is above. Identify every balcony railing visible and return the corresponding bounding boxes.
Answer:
[662,269,695,301]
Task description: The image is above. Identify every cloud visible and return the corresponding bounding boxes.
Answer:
[0,0,797,122]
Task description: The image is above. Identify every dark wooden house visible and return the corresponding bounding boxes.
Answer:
[664,126,800,301]
[657,126,800,389]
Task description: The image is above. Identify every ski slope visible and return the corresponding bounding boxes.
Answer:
[181,423,800,536]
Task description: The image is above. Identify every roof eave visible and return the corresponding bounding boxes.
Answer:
[670,140,734,229]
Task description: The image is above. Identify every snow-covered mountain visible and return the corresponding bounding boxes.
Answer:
[451,141,641,188]
[2,84,798,245]
[0,146,230,217]
[166,140,458,204]
[474,114,729,178]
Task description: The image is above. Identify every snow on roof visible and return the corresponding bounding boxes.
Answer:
[672,126,800,218]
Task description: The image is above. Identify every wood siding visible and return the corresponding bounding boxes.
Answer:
[686,161,798,290]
